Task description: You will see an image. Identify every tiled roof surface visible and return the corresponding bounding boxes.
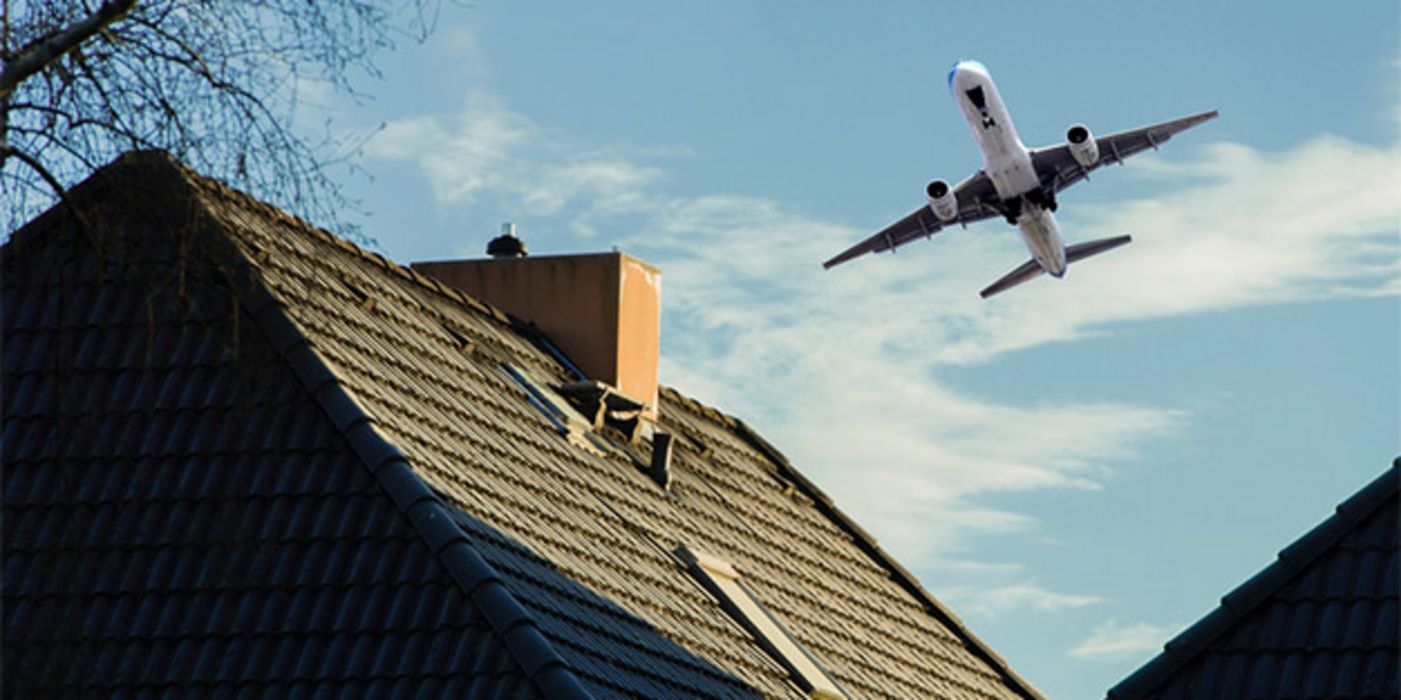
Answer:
[1108,462,1399,700]
[3,152,1042,699]
[1,191,545,697]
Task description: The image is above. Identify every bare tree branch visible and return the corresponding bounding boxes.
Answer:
[2,1,440,238]
[0,0,138,100]
[2,143,63,198]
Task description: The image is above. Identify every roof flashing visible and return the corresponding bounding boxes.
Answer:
[556,379,649,443]
[501,362,606,455]
[675,545,847,700]
[677,543,740,580]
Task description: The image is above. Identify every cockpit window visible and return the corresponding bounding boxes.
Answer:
[965,85,988,110]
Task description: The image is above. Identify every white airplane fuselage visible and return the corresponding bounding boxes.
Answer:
[948,61,1067,277]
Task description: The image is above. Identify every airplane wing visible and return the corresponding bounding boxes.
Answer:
[823,171,1002,269]
[1031,110,1218,195]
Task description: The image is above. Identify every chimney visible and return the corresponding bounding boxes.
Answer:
[486,222,528,258]
[413,230,661,416]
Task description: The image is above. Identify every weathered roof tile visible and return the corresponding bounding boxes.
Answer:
[5,151,1044,699]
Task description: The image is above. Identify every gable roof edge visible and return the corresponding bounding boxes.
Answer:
[1107,458,1401,700]
[168,153,519,330]
[728,416,1046,700]
[240,277,595,700]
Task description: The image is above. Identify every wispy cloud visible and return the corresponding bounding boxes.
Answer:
[943,583,1103,620]
[626,193,1193,567]
[365,86,1399,608]
[1069,618,1184,660]
[366,93,663,238]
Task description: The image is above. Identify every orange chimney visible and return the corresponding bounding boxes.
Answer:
[413,251,661,415]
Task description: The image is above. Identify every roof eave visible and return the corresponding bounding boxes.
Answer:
[237,223,596,700]
[729,416,1047,700]
[1107,459,1401,700]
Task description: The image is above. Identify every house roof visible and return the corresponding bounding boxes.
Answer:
[3,151,1042,699]
[1108,461,1399,700]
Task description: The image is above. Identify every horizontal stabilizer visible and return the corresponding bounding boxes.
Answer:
[1065,234,1132,263]
[980,258,1045,299]
[980,235,1133,299]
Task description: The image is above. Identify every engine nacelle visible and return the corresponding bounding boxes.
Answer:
[1066,124,1098,167]
[925,179,958,221]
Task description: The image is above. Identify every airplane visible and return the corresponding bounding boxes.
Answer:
[823,59,1217,298]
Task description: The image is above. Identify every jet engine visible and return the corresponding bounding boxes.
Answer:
[1066,124,1098,167]
[925,179,958,221]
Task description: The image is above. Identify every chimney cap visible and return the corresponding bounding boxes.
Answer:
[487,222,528,258]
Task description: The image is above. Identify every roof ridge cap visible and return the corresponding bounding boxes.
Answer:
[655,386,1043,698]
[657,385,736,427]
[3,149,198,259]
[172,156,523,333]
[726,416,1045,700]
[1107,460,1400,700]
[238,276,594,699]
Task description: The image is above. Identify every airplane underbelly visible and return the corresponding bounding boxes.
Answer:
[985,151,1040,200]
[1017,208,1066,276]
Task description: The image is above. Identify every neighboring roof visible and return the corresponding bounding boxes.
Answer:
[1108,461,1399,700]
[3,151,1042,699]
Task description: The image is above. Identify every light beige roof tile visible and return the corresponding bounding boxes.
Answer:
[168,158,1045,699]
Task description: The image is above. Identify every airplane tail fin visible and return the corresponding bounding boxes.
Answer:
[979,234,1132,299]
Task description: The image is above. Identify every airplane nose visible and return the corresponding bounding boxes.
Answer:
[948,59,989,92]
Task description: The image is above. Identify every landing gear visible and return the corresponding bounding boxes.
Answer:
[1003,188,1060,224]
[1001,197,1023,224]
[1024,187,1058,213]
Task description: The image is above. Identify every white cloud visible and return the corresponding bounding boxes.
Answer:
[916,137,1401,365]
[366,88,1398,600]
[365,93,663,240]
[943,583,1103,619]
[622,193,1192,567]
[436,22,484,73]
[1069,618,1184,660]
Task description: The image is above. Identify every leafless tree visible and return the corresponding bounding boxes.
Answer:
[1,0,439,236]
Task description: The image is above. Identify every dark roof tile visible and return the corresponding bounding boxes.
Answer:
[1109,462,1399,699]
[5,151,1045,699]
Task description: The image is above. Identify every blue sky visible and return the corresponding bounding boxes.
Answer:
[309,3,1398,697]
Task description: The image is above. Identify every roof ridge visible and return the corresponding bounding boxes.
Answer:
[725,416,1045,700]
[658,385,737,427]
[1108,458,1400,700]
[34,150,1043,698]
[656,385,1044,698]
[1,149,519,353]
[103,150,524,333]
[235,257,594,698]
[2,150,178,257]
